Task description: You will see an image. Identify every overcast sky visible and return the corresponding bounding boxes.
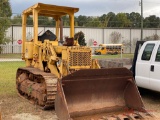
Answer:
[10,0,160,17]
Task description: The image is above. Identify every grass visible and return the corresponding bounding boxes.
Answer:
[92,53,134,59]
[0,61,25,95]
[0,53,134,59]
[0,53,133,96]
[0,53,21,58]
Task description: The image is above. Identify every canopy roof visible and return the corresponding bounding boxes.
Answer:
[23,3,79,17]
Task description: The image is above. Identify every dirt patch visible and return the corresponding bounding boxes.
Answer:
[12,113,41,120]
[1,88,160,120]
[0,94,57,120]
[138,88,160,120]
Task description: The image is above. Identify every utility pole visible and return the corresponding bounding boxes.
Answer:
[140,0,143,40]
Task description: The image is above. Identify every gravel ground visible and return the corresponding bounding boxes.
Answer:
[1,88,160,120]
[0,59,22,62]
[0,94,57,120]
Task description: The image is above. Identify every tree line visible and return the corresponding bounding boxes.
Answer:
[11,12,160,28]
[0,0,12,45]
[1,0,160,46]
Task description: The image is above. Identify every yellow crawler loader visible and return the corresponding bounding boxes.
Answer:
[16,3,152,120]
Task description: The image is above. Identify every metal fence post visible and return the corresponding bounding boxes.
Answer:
[130,28,131,53]
[12,25,14,53]
[103,28,105,44]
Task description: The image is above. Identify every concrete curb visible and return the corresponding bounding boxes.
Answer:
[0,59,23,62]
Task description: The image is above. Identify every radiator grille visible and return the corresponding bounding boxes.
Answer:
[69,51,91,67]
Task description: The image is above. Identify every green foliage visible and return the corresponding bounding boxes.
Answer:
[99,14,109,27]
[11,15,56,26]
[77,15,87,26]
[10,11,160,28]
[99,12,117,27]
[144,15,160,28]
[128,12,141,27]
[115,13,131,27]
[62,15,70,26]
[11,15,22,25]
[106,12,116,27]
[0,0,12,17]
[27,16,33,25]
[38,16,52,25]
[85,17,101,27]
[74,31,86,46]
[0,0,12,44]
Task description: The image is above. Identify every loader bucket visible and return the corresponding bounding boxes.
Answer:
[55,68,146,120]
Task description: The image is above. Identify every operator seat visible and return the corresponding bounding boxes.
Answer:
[38,30,57,43]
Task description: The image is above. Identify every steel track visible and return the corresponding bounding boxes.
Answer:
[16,67,57,109]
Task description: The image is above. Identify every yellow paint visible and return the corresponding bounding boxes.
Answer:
[95,44,123,55]
[25,42,33,59]
[70,14,74,37]
[21,3,100,78]
[91,59,100,69]
[22,14,27,60]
